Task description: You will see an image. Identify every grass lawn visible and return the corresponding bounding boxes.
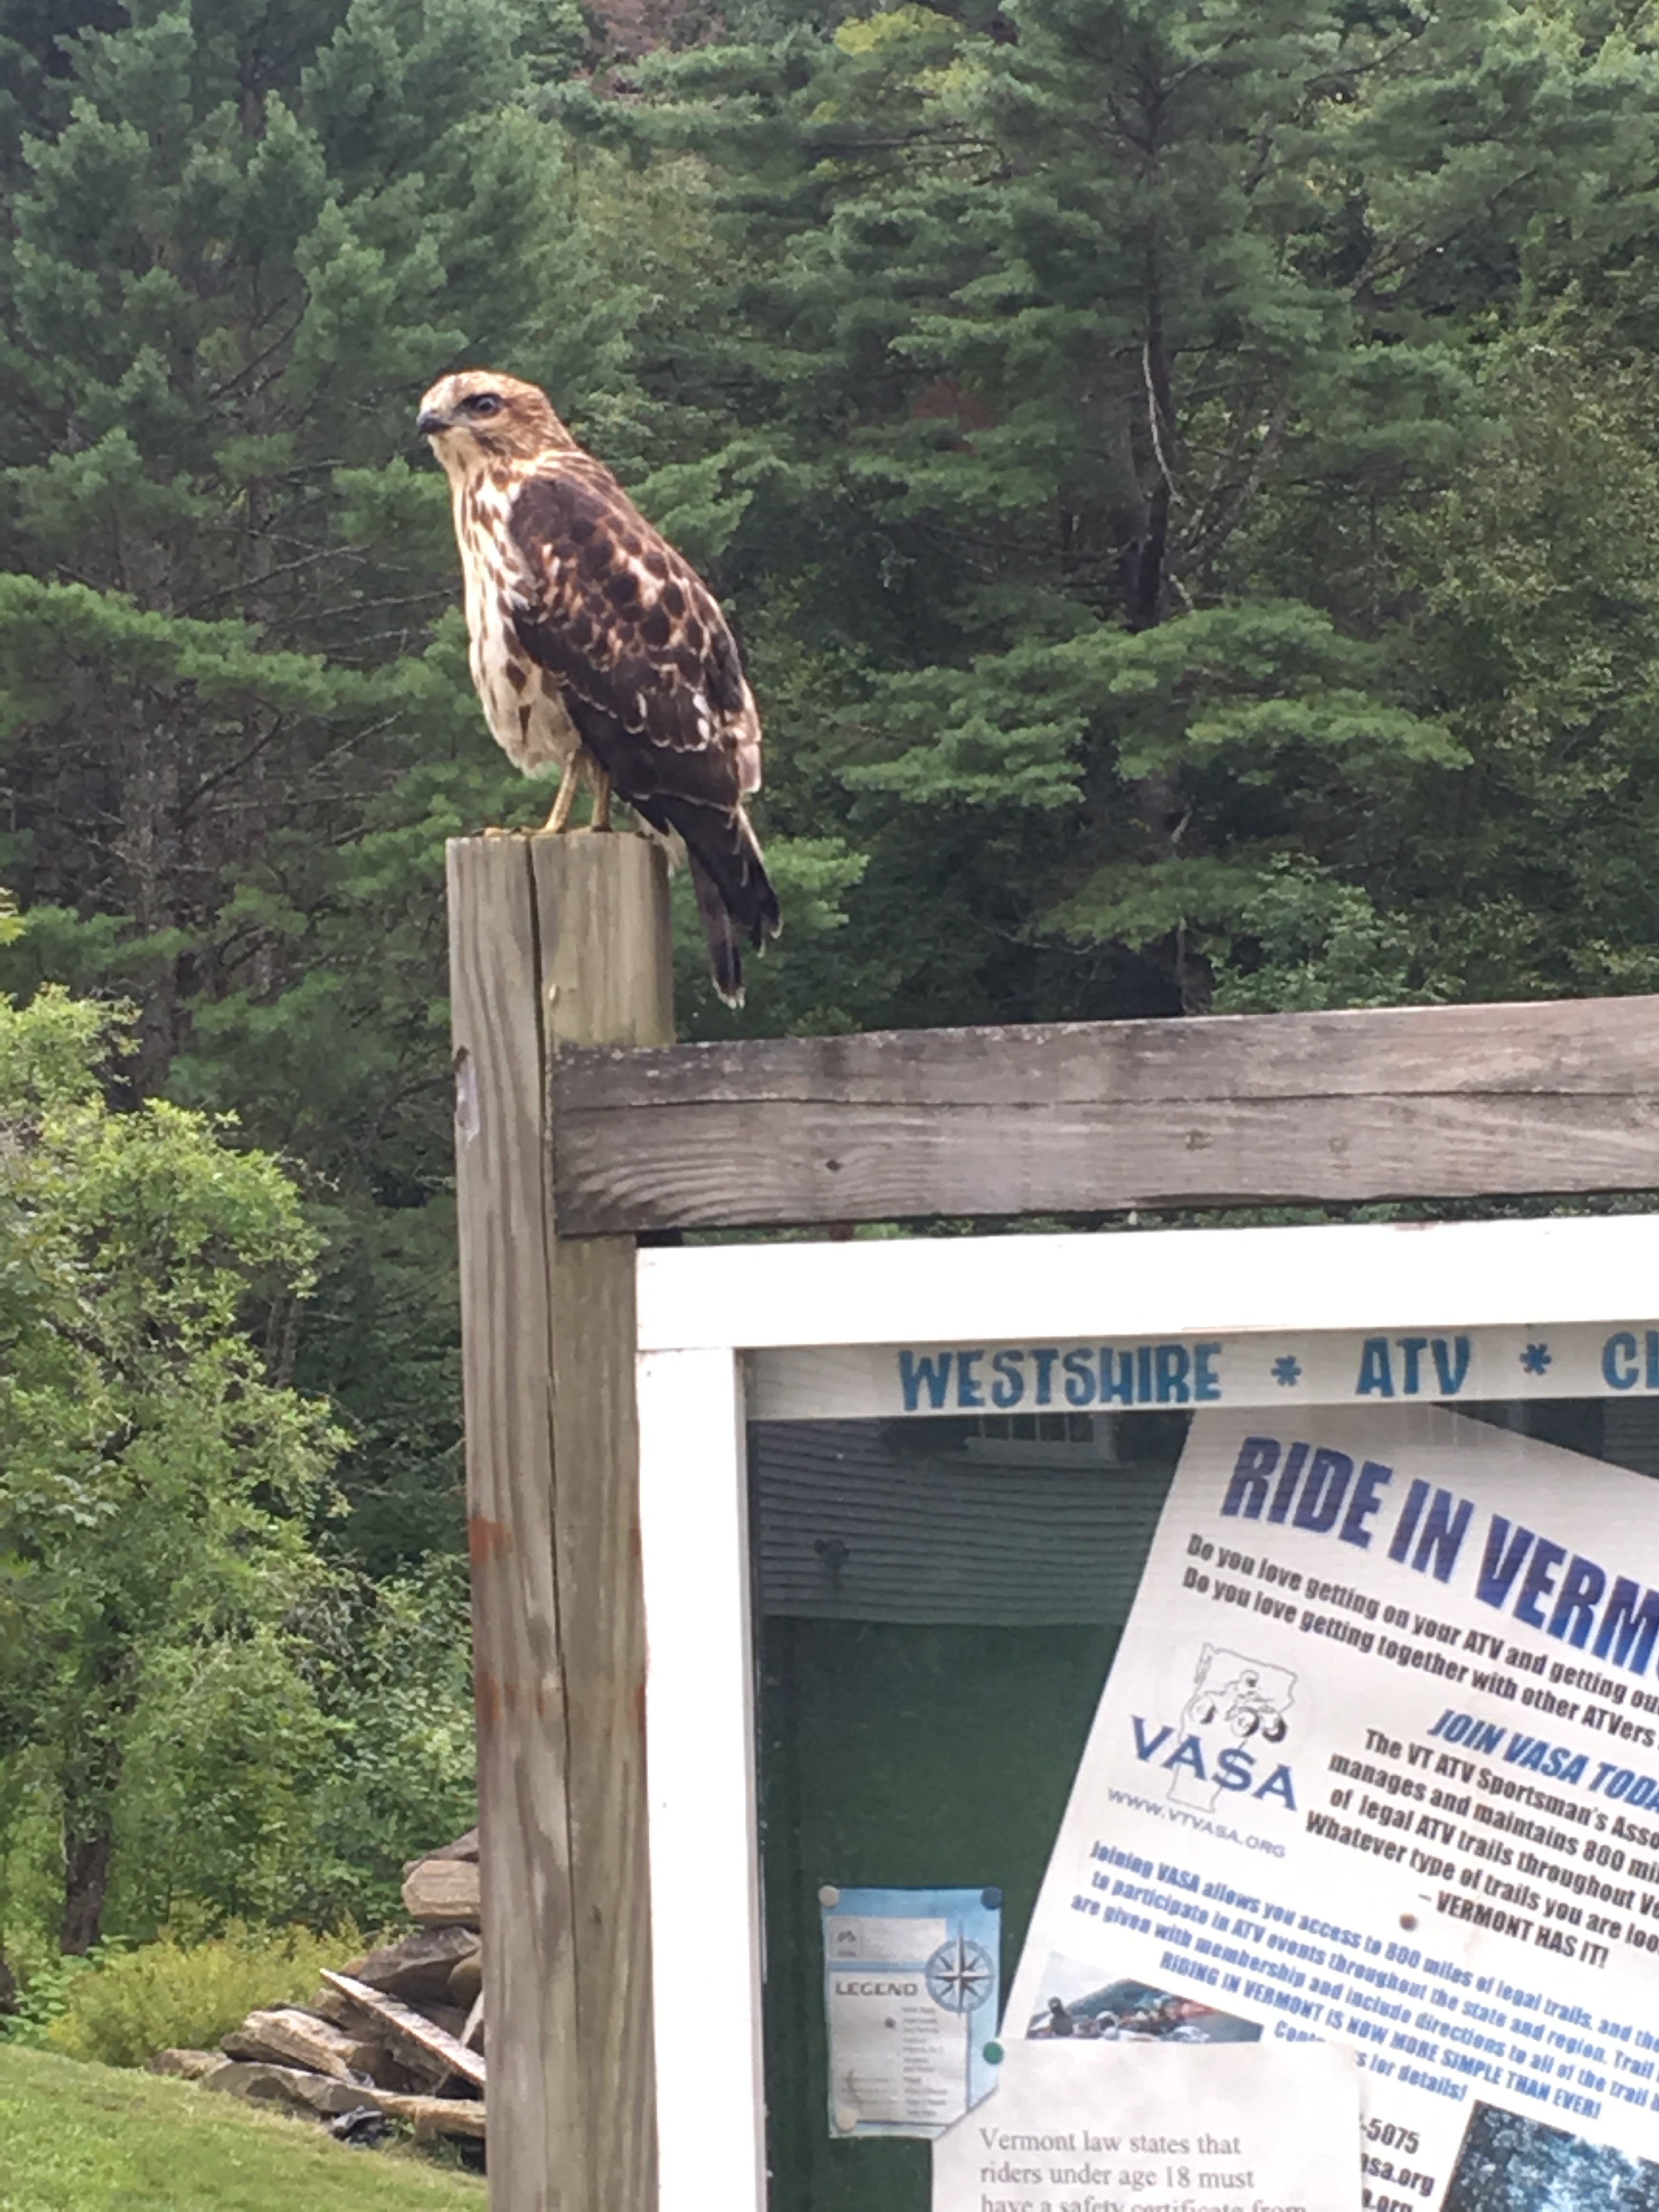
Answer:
[0,2044,487,2211]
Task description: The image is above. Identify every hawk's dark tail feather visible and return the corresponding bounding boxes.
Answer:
[662,800,781,1009]
[688,853,747,1008]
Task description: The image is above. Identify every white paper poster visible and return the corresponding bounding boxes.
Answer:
[934,2041,1362,2212]
[968,1403,1659,2212]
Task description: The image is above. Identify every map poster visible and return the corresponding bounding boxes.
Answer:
[980,1405,1659,2212]
[822,1884,1002,2138]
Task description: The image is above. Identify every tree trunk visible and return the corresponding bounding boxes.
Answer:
[0,1949,19,2015]
[117,702,188,1098]
[61,1828,114,1955]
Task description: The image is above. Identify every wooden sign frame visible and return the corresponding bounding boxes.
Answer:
[444,834,1659,2212]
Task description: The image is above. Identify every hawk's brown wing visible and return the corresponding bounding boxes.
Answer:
[505,458,778,1005]
[507,460,756,789]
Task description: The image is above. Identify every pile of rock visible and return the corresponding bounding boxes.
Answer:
[150,1829,486,2147]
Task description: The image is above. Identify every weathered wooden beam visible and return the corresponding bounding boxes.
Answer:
[448,833,670,2212]
[322,1970,489,2092]
[550,995,1659,1233]
[367,2089,489,2142]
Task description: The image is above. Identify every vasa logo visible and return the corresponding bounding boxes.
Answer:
[1130,1716,1298,1810]
[1127,1644,1299,1813]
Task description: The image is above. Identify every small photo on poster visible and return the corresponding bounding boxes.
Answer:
[1025,1953,1260,2045]
[1444,2102,1659,2212]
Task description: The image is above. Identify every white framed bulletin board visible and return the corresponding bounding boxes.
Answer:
[636,1212,1659,2212]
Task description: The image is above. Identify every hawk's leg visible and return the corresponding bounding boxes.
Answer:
[540,758,582,836]
[538,758,613,836]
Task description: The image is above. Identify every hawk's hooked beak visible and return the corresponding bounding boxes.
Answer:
[416,408,449,435]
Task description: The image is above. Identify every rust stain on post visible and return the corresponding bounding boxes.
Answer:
[469,1514,515,1567]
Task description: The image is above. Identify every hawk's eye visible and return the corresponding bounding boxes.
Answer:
[467,394,503,418]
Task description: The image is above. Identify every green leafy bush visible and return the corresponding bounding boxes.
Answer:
[0,1938,119,2048]
[42,1923,355,2069]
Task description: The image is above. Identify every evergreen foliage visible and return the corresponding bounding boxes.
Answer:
[603,0,1659,1017]
[0,0,605,1566]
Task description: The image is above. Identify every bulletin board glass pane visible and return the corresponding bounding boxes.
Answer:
[748,1392,1659,2212]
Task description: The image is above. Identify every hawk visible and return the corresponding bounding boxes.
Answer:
[416,369,781,1005]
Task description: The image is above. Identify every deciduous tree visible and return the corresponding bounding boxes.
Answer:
[0,984,340,1949]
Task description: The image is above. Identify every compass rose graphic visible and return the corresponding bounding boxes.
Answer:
[924,1933,995,2013]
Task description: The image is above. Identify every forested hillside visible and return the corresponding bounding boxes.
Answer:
[5,0,1659,1963]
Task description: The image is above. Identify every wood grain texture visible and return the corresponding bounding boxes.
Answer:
[450,833,672,2212]
[550,996,1659,1231]
[367,2089,490,2141]
[449,836,582,2212]
[321,1971,489,2091]
[532,834,670,2212]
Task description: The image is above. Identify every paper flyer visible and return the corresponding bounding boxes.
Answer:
[933,2041,1362,2212]
[822,1883,1002,2138]
[955,1403,1659,2212]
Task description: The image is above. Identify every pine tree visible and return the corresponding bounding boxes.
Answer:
[0,0,879,1561]
[0,0,640,1560]
[606,0,1659,1020]
[0,0,635,1080]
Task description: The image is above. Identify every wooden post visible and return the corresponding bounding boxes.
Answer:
[448,832,674,2212]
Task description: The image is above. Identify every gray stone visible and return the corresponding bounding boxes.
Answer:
[202,2061,365,2117]
[148,2049,229,2081]
[337,1925,481,2005]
